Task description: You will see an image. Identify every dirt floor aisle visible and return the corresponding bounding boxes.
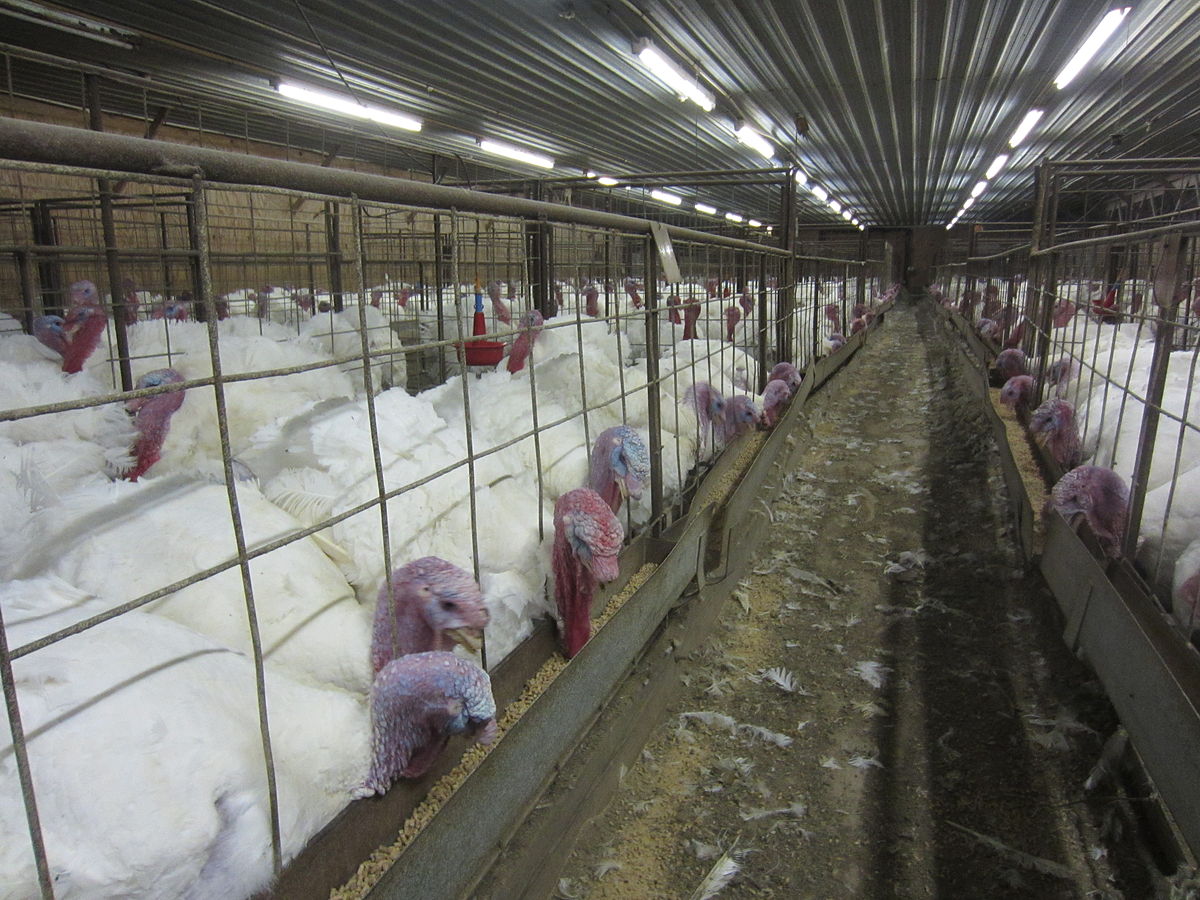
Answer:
[555,300,1153,899]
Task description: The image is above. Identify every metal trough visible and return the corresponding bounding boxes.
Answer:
[932,298,1200,864]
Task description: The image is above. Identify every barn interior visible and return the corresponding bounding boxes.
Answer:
[1,2,1199,898]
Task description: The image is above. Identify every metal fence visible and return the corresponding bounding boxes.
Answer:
[933,159,1200,647]
[0,120,886,898]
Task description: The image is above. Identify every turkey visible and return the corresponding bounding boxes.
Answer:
[0,576,370,900]
[359,651,496,795]
[1046,466,1128,558]
[552,487,623,658]
[6,474,373,693]
[761,379,791,427]
[588,425,650,516]
[370,557,491,675]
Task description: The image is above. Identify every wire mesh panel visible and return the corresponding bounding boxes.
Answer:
[935,162,1200,647]
[0,144,872,897]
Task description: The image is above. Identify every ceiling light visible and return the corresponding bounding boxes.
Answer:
[962,196,975,210]
[694,202,718,215]
[748,219,763,228]
[725,212,744,223]
[794,170,808,186]
[597,176,619,186]
[829,199,842,213]
[851,217,859,226]
[1007,109,1044,148]
[651,189,682,206]
[478,138,553,168]
[946,222,955,230]
[842,210,852,221]
[634,38,715,111]
[971,180,988,198]
[735,123,775,159]
[585,170,598,179]
[277,82,422,131]
[985,154,1010,179]
[1054,7,1131,89]
[810,184,829,203]
[0,0,136,48]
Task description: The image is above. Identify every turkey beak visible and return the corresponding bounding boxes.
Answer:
[446,627,484,653]
[624,475,644,500]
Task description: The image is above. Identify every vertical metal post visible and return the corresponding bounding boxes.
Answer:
[1026,162,1050,364]
[0,601,55,899]
[189,178,283,874]
[305,222,317,302]
[433,214,447,383]
[757,253,769,391]
[526,223,553,319]
[1123,235,1189,559]
[842,262,850,333]
[857,232,868,309]
[16,249,38,332]
[325,201,344,312]
[778,172,797,363]
[158,210,173,301]
[643,235,664,535]
[603,234,613,319]
[85,74,133,392]
[30,201,61,315]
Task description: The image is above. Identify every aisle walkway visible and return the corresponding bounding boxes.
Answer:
[556,300,1150,899]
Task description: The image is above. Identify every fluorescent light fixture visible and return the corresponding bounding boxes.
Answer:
[694,202,718,215]
[971,180,988,198]
[810,184,829,203]
[962,196,975,210]
[651,189,682,206]
[634,38,715,111]
[1,0,136,48]
[1054,7,1131,89]
[842,210,852,221]
[829,199,842,213]
[1007,109,1044,148]
[597,176,619,186]
[479,138,553,168]
[735,123,775,159]
[985,154,1010,179]
[794,170,808,186]
[725,212,744,223]
[277,82,422,131]
[748,219,763,228]
[946,222,955,230]
[585,170,598,179]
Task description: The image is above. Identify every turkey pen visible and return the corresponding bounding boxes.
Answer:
[932,156,1200,871]
[0,122,890,898]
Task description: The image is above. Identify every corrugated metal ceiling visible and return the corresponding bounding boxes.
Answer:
[1,0,1197,227]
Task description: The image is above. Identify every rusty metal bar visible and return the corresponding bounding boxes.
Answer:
[0,118,788,257]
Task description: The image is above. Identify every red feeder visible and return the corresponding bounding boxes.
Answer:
[458,277,506,366]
